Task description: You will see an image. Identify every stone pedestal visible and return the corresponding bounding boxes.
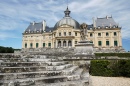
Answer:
[75,40,94,55]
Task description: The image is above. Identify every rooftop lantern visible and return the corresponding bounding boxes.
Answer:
[64,6,71,17]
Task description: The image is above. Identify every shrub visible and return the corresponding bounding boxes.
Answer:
[90,60,130,77]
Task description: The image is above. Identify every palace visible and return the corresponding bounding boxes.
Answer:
[22,7,123,52]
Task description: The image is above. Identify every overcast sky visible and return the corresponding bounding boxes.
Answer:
[0,0,130,51]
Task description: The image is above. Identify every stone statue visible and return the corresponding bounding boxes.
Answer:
[80,23,88,40]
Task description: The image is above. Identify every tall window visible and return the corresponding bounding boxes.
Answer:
[64,32,66,36]
[75,41,77,44]
[75,32,77,36]
[98,33,101,36]
[106,41,109,46]
[114,41,118,46]
[48,43,51,47]
[90,41,93,43]
[106,32,109,36]
[69,32,71,36]
[98,41,102,46]
[59,32,61,36]
[36,43,39,48]
[114,32,117,36]
[30,43,33,48]
[90,33,93,37]
[43,43,45,47]
[25,43,27,48]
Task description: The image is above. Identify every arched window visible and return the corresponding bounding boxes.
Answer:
[68,40,72,46]
[25,43,27,48]
[63,41,66,47]
[30,43,33,48]
[58,41,61,47]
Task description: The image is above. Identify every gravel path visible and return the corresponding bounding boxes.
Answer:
[89,76,130,86]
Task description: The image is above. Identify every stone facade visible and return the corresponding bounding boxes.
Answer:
[22,7,123,52]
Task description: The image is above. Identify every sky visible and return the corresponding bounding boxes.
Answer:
[0,0,130,51]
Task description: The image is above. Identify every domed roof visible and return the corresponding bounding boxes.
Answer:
[54,7,80,30]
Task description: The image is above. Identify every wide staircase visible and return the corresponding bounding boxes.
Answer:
[0,55,89,86]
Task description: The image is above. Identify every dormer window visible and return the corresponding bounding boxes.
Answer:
[113,26,116,28]
[26,31,28,33]
[37,30,39,32]
[98,26,100,29]
[105,26,108,28]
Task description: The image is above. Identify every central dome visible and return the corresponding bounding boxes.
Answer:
[54,7,80,30]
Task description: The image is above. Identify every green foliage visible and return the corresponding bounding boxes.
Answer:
[90,60,113,76]
[0,46,14,53]
[95,53,130,57]
[90,60,130,77]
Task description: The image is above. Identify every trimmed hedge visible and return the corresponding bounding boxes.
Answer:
[90,60,130,77]
[0,46,14,53]
[95,53,130,57]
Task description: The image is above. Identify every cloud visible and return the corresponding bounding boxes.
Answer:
[0,0,130,43]
[0,32,20,40]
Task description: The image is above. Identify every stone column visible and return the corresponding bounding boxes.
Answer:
[61,40,63,47]
[110,32,113,47]
[72,39,74,47]
[118,31,121,47]
[56,40,57,48]
[94,32,97,47]
[66,40,68,48]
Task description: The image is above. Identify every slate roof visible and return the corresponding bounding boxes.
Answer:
[87,24,93,30]
[53,17,80,30]
[25,22,53,33]
[95,16,118,27]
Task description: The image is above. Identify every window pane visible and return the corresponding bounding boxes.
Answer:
[43,43,45,47]
[114,41,118,46]
[106,32,109,36]
[36,43,38,48]
[114,32,117,36]
[69,32,71,36]
[25,43,27,48]
[64,32,66,36]
[98,33,101,36]
[48,43,51,46]
[98,41,102,46]
[106,41,109,46]
[75,32,77,36]
[90,33,93,37]
[30,43,33,48]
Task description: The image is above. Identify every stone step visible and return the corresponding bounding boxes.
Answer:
[30,79,89,86]
[66,68,83,81]
[0,61,68,66]
[62,66,78,75]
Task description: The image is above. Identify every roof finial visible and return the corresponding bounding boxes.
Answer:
[64,6,71,17]
[64,0,70,17]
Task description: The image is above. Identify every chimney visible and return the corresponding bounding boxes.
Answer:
[106,16,109,19]
[33,21,35,25]
[93,17,96,28]
[42,20,46,31]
